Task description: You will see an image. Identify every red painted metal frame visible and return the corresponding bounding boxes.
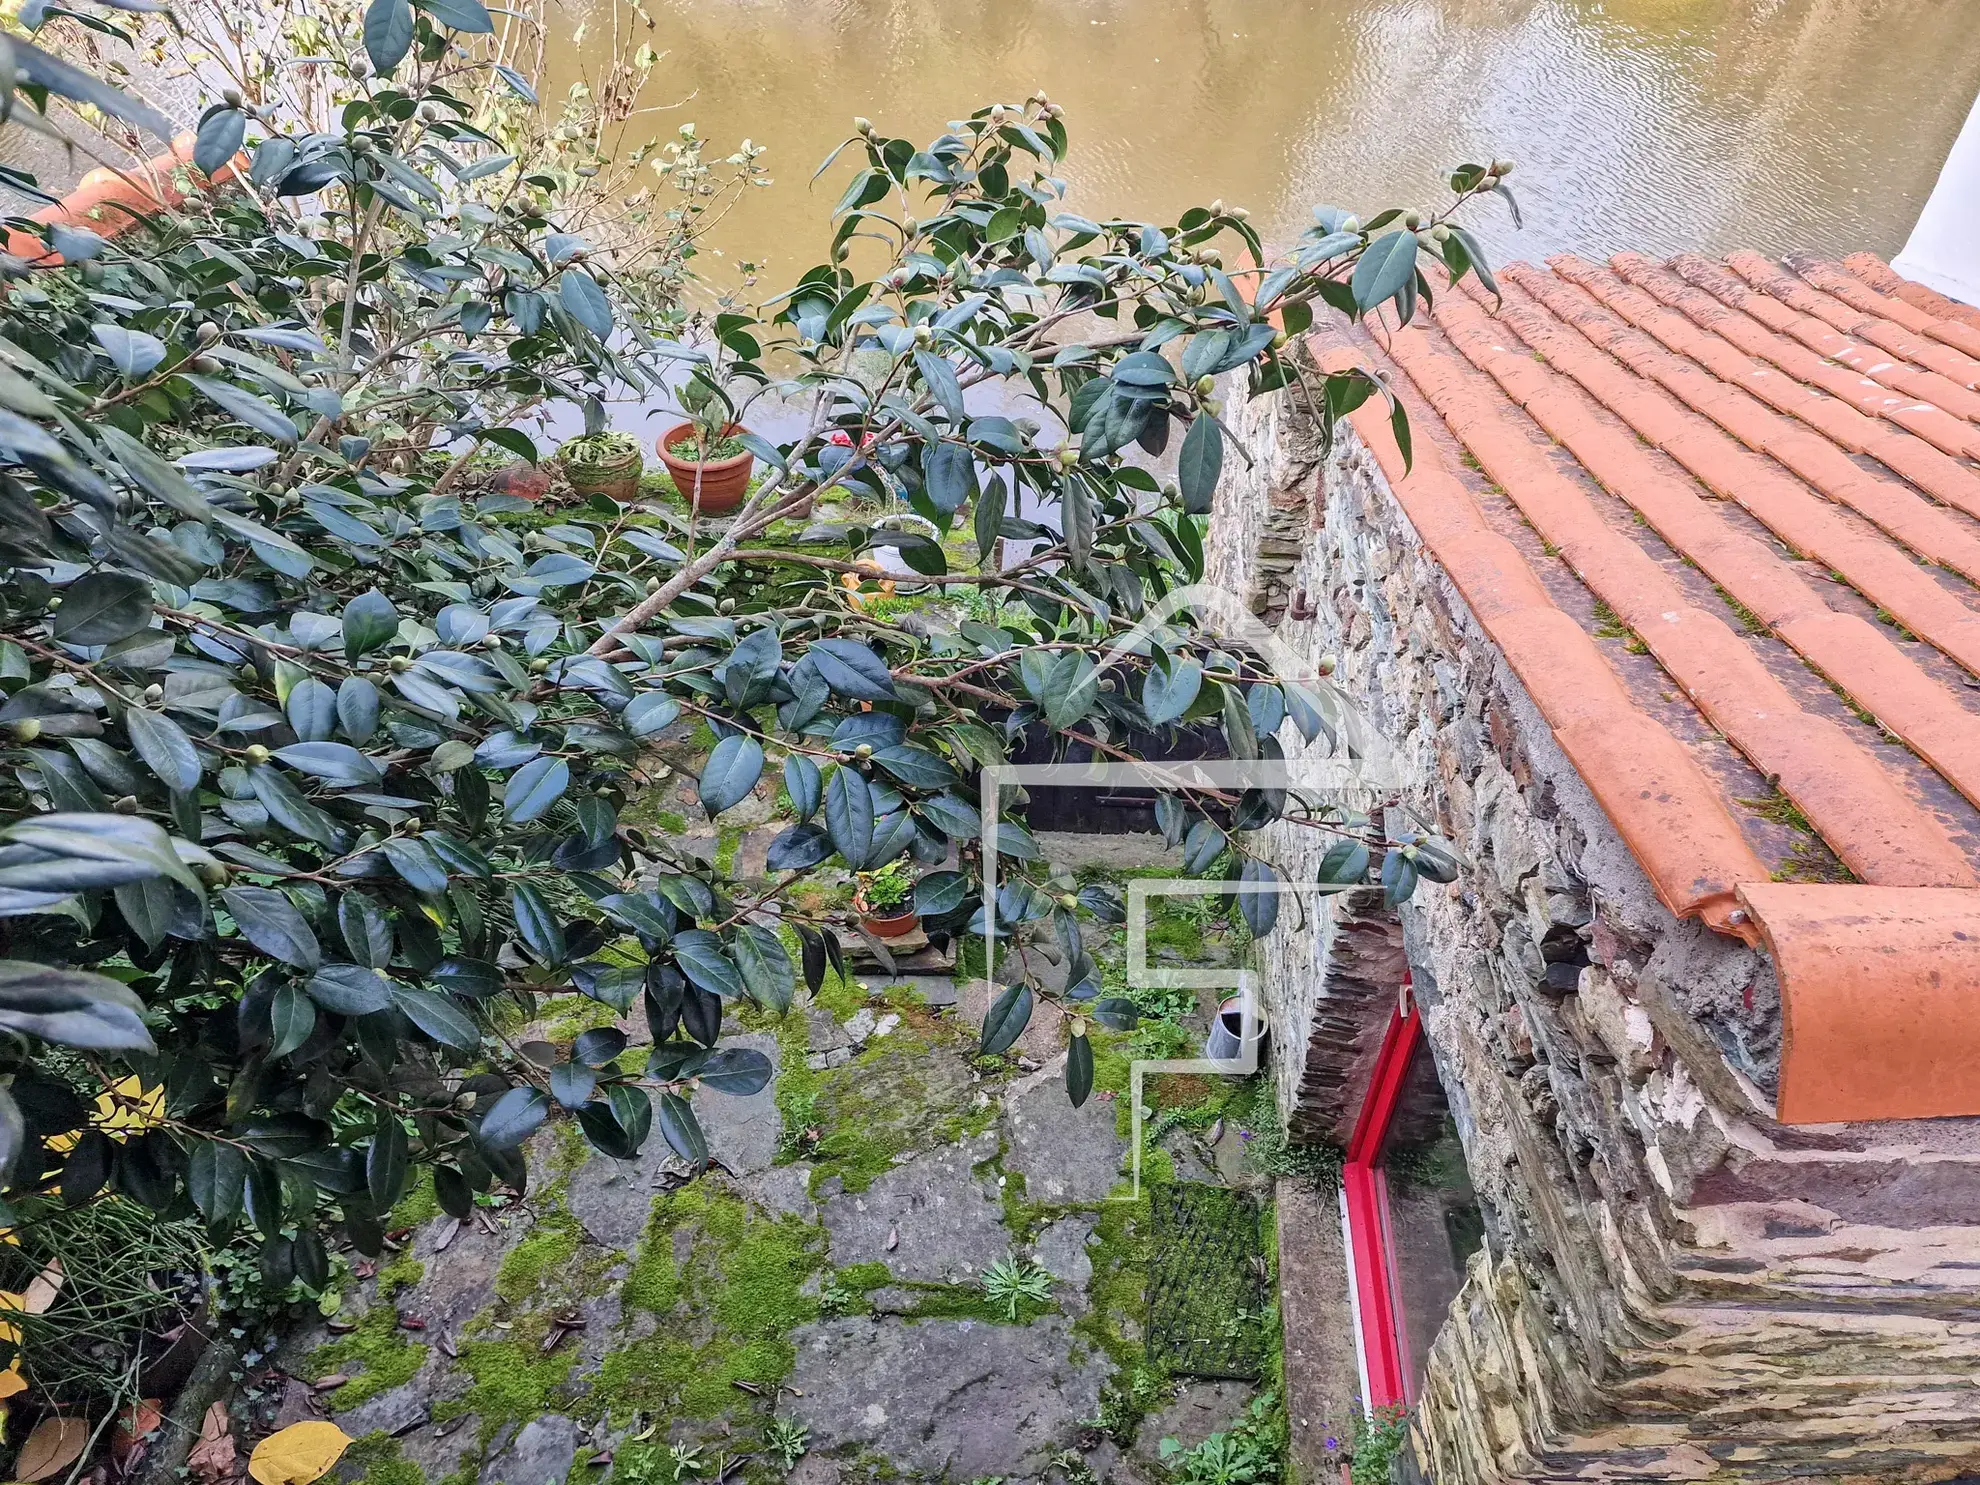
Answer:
[1342,976,1422,1409]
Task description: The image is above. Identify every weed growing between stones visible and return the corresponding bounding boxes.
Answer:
[1160,1392,1286,1485]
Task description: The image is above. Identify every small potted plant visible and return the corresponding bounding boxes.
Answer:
[656,375,756,515]
[557,431,643,502]
[656,419,754,515]
[854,858,918,939]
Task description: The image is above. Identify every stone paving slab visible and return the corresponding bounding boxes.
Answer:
[819,1130,1008,1282]
[782,1314,1109,1480]
[1003,1055,1130,1203]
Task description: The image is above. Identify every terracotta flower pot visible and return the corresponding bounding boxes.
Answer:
[859,905,920,940]
[657,422,755,515]
[561,446,642,503]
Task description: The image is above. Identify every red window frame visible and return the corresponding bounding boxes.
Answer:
[1341,974,1421,1410]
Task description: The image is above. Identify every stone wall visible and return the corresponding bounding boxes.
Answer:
[1210,370,1980,1482]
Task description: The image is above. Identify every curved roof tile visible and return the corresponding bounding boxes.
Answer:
[1306,254,1980,1123]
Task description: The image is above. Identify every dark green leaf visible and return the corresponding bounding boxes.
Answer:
[807,639,896,701]
[1352,231,1419,314]
[783,754,821,821]
[980,982,1032,1056]
[221,887,321,970]
[698,734,764,816]
[363,0,415,72]
[509,881,565,964]
[393,986,480,1050]
[307,963,393,1015]
[731,923,794,1012]
[125,706,199,791]
[1177,415,1222,516]
[478,1086,548,1149]
[342,591,399,660]
[52,572,152,645]
[1066,1031,1094,1107]
[367,1115,408,1209]
[824,766,875,869]
[656,1090,706,1168]
[194,107,245,178]
[269,980,316,1058]
[505,754,569,823]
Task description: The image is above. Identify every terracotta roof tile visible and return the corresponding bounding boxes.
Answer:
[1302,253,1980,1122]
[1841,252,1980,347]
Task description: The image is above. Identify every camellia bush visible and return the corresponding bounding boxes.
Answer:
[0,0,1493,1332]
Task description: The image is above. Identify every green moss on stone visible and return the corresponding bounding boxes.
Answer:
[309,1284,430,1412]
[496,1211,585,1306]
[389,1172,441,1232]
[343,1433,428,1485]
[450,1329,580,1426]
[595,1184,825,1421]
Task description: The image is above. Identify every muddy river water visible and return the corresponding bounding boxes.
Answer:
[545,0,1980,282]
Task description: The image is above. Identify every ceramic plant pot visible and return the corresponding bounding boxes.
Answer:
[657,422,755,514]
[855,892,920,939]
[561,445,642,503]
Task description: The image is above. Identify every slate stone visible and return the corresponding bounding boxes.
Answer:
[820,1131,1007,1282]
[486,1413,581,1485]
[1031,1214,1097,1287]
[806,1006,851,1054]
[690,1029,783,1174]
[1003,1062,1129,1203]
[782,1314,1108,1479]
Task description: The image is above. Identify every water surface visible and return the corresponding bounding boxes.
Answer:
[546,0,1980,282]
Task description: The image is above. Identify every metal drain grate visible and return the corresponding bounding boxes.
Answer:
[1145,1182,1267,1380]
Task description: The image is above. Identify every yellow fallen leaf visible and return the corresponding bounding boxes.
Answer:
[248,1422,353,1485]
[15,1416,88,1481]
[0,1365,29,1401]
[23,1260,62,1316]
